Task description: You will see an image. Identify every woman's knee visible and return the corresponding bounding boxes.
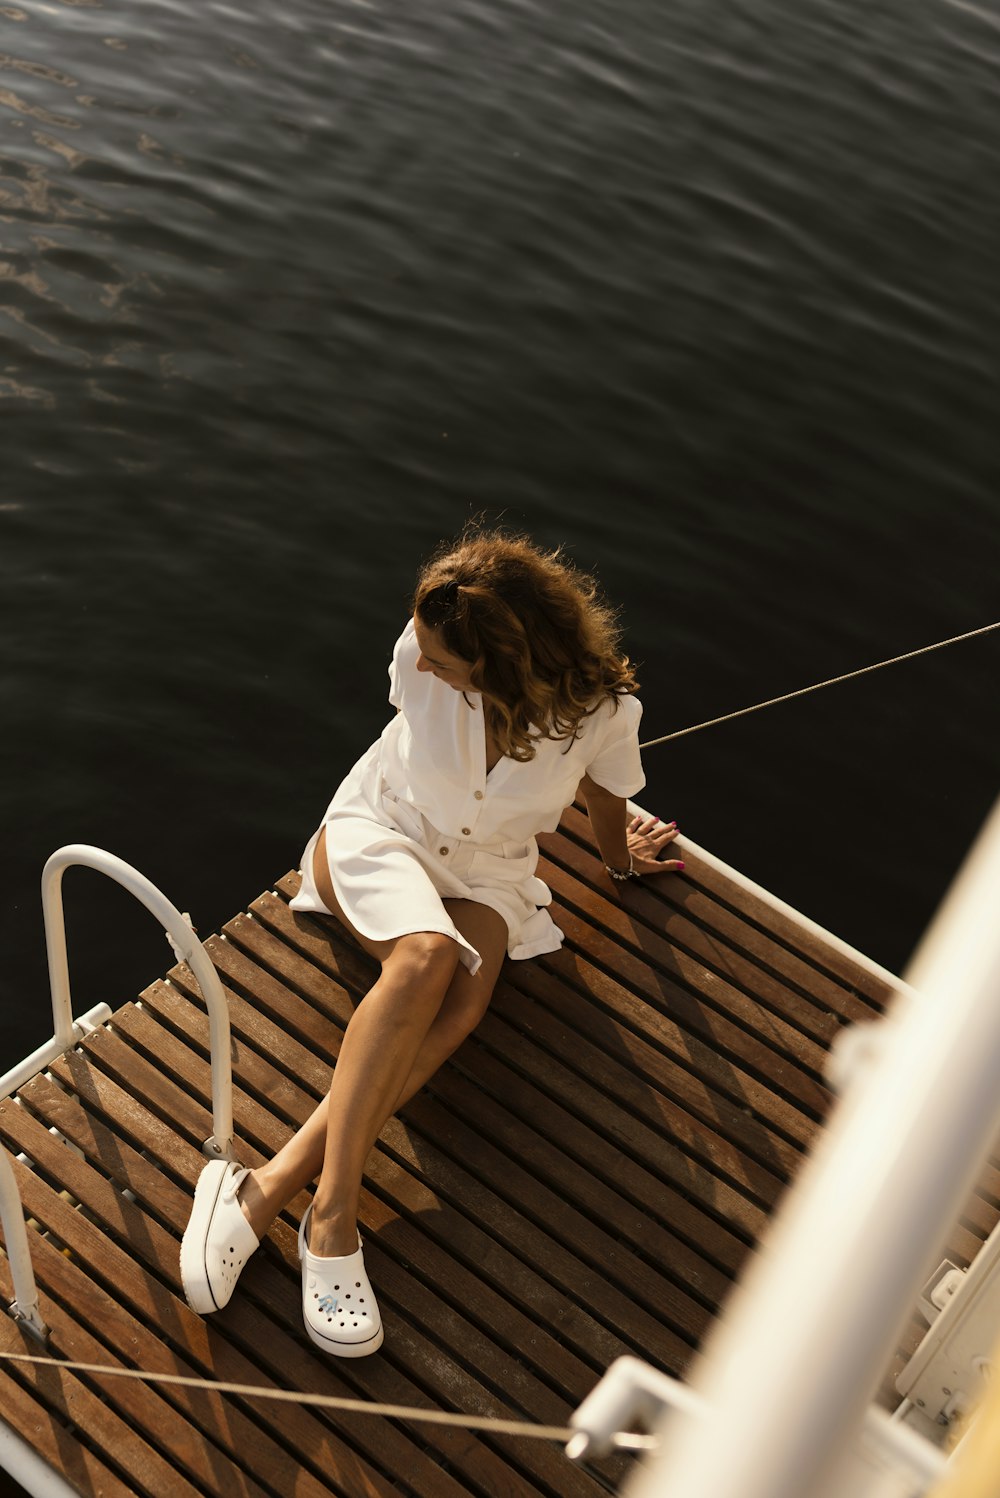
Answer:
[386,931,461,990]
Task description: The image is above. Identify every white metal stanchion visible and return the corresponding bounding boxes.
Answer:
[0,1142,47,1343]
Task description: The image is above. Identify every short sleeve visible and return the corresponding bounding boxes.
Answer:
[584,694,645,798]
[387,619,416,709]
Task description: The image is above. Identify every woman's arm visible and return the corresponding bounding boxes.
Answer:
[578,774,683,877]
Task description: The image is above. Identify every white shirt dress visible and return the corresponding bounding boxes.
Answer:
[289,619,646,974]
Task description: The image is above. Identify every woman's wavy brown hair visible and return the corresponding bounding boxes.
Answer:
[413,527,639,762]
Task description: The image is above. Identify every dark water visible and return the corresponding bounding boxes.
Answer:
[2,0,998,1067]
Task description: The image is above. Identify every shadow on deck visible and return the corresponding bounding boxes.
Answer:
[2,810,990,1496]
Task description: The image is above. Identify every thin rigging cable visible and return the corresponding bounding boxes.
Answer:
[639,622,999,751]
[0,1349,655,1451]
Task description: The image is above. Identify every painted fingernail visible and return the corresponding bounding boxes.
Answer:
[676,861,686,871]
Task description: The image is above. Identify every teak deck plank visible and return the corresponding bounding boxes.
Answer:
[556,809,893,1012]
[1,811,988,1496]
[545,812,853,1048]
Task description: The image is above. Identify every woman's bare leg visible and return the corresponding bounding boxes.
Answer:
[305,828,509,1097]
[382,896,507,1106]
[238,832,508,1250]
[307,927,460,1255]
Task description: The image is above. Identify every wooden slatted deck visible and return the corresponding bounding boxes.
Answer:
[0,810,991,1496]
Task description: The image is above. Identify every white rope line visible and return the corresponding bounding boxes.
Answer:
[639,621,999,750]
[0,1348,655,1452]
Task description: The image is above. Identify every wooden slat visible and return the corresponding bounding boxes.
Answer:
[231,887,778,1219]
[549,811,893,1012]
[546,808,870,1040]
[0,1168,215,1498]
[428,1032,740,1299]
[526,939,816,1161]
[483,990,768,1240]
[173,943,718,1348]
[548,898,831,1123]
[263,873,793,1215]
[488,971,786,1210]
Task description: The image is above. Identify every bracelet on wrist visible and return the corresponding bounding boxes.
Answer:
[605,854,639,882]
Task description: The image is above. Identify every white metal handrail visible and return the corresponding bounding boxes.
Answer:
[0,844,236,1139]
[41,845,234,1156]
[1,845,236,1344]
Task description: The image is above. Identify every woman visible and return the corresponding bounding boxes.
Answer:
[180,528,683,1356]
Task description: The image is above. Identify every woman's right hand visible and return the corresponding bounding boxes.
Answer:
[626,814,685,875]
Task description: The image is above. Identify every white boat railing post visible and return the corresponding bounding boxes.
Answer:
[0,1143,48,1344]
[36,844,234,1158]
[621,796,1000,1498]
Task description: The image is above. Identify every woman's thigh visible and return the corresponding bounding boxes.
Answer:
[312,825,400,964]
[440,898,509,1010]
[312,827,498,978]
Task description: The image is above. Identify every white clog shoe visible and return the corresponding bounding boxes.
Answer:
[298,1205,383,1357]
[180,1158,260,1314]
